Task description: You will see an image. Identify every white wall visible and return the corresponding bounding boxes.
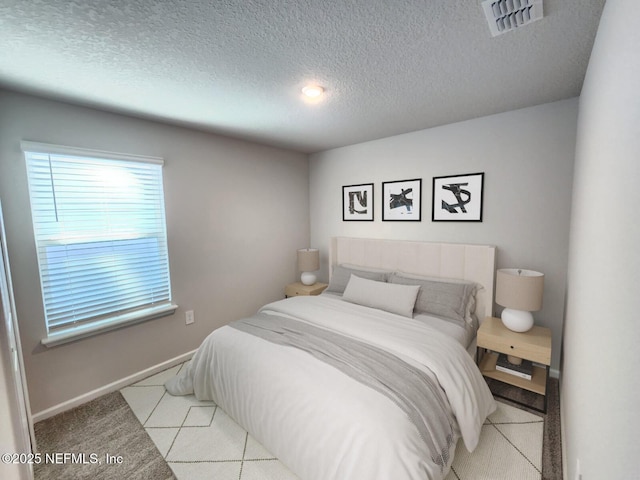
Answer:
[0,200,33,480]
[0,90,309,415]
[310,99,578,372]
[562,0,640,478]
[0,309,31,480]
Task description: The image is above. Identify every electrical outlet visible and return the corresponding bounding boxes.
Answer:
[185,310,195,325]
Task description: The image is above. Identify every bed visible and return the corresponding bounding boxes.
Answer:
[166,237,497,480]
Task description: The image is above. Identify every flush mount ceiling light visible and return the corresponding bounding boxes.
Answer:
[481,0,543,37]
[301,85,324,98]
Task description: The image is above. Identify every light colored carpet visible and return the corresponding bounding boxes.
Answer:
[34,389,175,480]
[121,363,543,480]
[445,402,543,479]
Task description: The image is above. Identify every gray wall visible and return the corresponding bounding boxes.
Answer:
[309,98,578,373]
[0,231,30,480]
[563,0,640,478]
[0,90,309,414]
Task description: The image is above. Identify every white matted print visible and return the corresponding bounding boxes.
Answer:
[382,178,421,221]
[432,172,484,222]
[342,183,374,221]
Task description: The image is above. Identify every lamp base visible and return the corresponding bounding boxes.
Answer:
[501,308,534,332]
[300,272,317,286]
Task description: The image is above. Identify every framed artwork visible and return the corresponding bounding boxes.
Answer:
[432,172,484,222]
[382,178,422,221]
[342,183,374,221]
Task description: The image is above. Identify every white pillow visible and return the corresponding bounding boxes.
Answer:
[342,274,420,318]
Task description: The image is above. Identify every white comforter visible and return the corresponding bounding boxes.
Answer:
[165,295,496,480]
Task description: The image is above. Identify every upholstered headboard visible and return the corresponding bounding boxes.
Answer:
[329,237,496,321]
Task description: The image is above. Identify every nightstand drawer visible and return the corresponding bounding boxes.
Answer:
[285,282,327,297]
[477,317,552,365]
[477,333,551,365]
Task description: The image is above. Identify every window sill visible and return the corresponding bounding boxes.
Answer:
[41,303,178,348]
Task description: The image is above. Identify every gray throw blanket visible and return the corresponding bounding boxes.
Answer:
[229,313,457,471]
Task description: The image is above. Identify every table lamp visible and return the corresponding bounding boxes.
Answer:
[495,268,544,333]
[297,248,319,286]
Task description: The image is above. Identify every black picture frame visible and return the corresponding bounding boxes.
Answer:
[342,183,374,221]
[382,178,422,221]
[432,172,484,222]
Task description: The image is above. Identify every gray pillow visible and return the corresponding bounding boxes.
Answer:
[389,273,478,325]
[325,265,389,295]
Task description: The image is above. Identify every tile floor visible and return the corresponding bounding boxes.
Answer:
[120,363,298,480]
[120,363,543,480]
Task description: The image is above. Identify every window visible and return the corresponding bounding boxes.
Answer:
[22,141,176,346]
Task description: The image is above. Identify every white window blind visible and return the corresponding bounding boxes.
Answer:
[22,141,175,344]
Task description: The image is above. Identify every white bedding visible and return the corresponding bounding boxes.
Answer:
[414,312,474,348]
[166,295,496,480]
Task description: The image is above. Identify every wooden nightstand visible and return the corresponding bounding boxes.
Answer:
[477,316,552,412]
[285,282,328,298]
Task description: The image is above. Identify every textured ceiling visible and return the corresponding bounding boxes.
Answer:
[0,0,606,153]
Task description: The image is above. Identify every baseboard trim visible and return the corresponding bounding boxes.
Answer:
[32,349,196,423]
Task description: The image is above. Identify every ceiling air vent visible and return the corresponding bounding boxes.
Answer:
[481,0,543,37]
